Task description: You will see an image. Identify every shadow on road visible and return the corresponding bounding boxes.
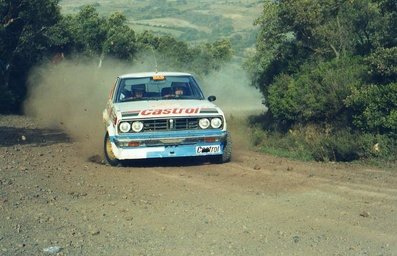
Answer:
[0,126,71,147]
[88,154,218,168]
[124,156,217,167]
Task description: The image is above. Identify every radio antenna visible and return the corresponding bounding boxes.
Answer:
[150,46,158,73]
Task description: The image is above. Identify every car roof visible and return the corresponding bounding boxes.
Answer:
[118,72,192,79]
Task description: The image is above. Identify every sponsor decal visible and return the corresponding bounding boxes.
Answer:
[140,107,200,116]
[196,145,220,154]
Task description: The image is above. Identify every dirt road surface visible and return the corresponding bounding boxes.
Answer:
[1,115,396,255]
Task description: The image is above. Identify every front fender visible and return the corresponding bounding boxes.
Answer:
[106,123,117,137]
[102,109,109,125]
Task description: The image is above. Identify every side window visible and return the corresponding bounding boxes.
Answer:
[189,77,205,99]
[117,82,131,101]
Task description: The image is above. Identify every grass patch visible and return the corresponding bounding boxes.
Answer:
[259,145,314,161]
[129,23,182,37]
[250,127,314,161]
[249,117,397,166]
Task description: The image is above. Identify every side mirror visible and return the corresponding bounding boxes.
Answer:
[208,95,216,102]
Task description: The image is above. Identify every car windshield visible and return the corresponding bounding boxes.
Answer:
[115,75,205,103]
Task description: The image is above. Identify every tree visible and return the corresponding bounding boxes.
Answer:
[68,5,107,56]
[0,0,61,113]
[268,57,365,124]
[247,0,396,96]
[136,31,232,75]
[103,12,136,60]
[207,39,233,61]
[248,0,397,131]
[346,82,397,134]
[345,47,397,134]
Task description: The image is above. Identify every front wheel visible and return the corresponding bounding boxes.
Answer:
[211,132,232,164]
[104,132,121,166]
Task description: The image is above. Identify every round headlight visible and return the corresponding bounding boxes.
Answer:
[199,118,210,129]
[119,122,131,133]
[131,121,144,132]
[211,117,222,129]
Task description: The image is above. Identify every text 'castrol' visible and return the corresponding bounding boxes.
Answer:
[140,108,200,116]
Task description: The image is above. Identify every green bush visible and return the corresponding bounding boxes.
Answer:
[346,82,397,134]
[366,47,397,84]
[250,124,315,161]
[250,122,397,163]
[268,57,365,125]
[250,126,267,147]
[317,130,369,161]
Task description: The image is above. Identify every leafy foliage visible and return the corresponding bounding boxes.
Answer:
[247,0,397,162]
[104,12,136,60]
[268,57,365,124]
[366,47,397,84]
[137,31,232,75]
[346,82,397,134]
[251,121,396,163]
[0,0,62,113]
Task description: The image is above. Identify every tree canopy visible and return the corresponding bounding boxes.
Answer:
[247,0,397,135]
[0,0,62,112]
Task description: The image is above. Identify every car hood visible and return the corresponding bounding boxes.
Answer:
[113,99,223,119]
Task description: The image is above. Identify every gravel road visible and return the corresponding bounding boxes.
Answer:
[0,115,396,255]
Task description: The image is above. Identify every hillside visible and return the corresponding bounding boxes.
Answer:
[59,0,263,56]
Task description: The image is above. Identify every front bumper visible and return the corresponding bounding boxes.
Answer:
[109,130,227,160]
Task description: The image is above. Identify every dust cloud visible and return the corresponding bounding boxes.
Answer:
[24,57,154,157]
[24,58,263,159]
[200,63,263,115]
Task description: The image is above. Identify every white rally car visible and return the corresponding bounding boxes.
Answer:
[103,72,232,166]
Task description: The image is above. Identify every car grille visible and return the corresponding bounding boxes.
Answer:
[142,118,199,132]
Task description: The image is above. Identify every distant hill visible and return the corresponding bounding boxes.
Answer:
[59,0,263,57]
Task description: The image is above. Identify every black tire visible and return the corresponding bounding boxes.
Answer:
[104,132,122,166]
[212,132,232,164]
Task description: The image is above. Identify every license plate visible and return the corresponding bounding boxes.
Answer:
[196,145,220,154]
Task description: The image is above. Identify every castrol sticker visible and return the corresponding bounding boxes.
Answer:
[140,107,200,116]
[196,145,220,154]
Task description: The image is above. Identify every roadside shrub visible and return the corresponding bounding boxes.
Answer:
[268,57,365,125]
[250,121,397,163]
[346,82,397,134]
[317,130,370,161]
[250,126,266,147]
[250,124,315,161]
